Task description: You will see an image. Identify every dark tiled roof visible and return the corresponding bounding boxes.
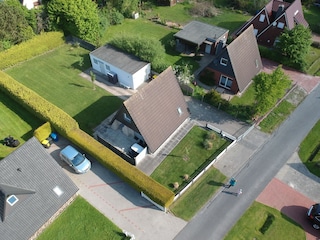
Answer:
[90,44,149,74]
[0,137,78,240]
[227,25,262,92]
[123,67,190,153]
[174,21,228,45]
[208,25,262,92]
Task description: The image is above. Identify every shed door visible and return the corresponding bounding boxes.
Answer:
[205,44,211,54]
[98,61,106,75]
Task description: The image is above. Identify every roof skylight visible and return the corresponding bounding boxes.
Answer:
[7,195,19,206]
[53,186,64,197]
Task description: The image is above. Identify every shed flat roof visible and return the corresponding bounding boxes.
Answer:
[90,45,149,74]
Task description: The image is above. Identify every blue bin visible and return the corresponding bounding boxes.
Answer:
[50,132,59,142]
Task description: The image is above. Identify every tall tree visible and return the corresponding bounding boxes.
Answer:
[0,2,34,49]
[276,24,312,71]
[253,66,291,115]
[46,0,101,43]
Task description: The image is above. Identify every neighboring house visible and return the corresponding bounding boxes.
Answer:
[234,0,308,47]
[174,21,229,55]
[89,44,151,90]
[21,0,41,9]
[156,0,177,6]
[203,25,262,94]
[110,67,190,155]
[0,137,78,240]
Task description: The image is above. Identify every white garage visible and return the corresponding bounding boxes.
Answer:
[89,44,151,89]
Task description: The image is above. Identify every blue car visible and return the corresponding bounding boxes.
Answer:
[60,145,91,174]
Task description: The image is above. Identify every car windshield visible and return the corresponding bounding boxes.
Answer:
[72,153,85,166]
[313,204,320,214]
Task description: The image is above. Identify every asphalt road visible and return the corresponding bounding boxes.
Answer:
[174,84,320,240]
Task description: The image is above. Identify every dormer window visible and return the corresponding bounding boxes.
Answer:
[259,14,265,22]
[7,195,18,206]
[220,58,228,66]
[124,113,131,123]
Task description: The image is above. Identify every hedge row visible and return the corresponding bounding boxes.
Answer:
[0,71,79,134]
[68,129,174,208]
[0,32,65,70]
[0,71,174,208]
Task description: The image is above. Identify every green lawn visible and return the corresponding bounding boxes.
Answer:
[37,196,123,240]
[299,120,320,177]
[303,6,320,34]
[259,100,295,133]
[306,46,320,76]
[169,167,226,220]
[144,2,251,33]
[225,201,305,240]
[230,84,256,106]
[0,93,43,159]
[5,45,123,134]
[151,126,230,190]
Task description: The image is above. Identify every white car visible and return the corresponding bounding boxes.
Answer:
[60,145,91,174]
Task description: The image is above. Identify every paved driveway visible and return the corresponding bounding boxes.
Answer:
[47,138,186,240]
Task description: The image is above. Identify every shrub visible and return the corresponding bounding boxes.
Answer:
[183,174,189,181]
[203,139,213,150]
[34,122,53,142]
[173,182,179,190]
[259,213,275,234]
[0,32,65,70]
[206,131,216,140]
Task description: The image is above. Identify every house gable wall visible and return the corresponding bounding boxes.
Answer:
[258,15,287,46]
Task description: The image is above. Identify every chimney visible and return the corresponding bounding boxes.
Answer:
[275,4,285,19]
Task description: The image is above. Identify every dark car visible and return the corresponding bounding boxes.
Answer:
[307,203,320,230]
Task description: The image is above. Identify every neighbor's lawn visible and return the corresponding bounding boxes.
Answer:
[0,93,43,159]
[151,126,230,190]
[303,5,320,34]
[306,46,320,76]
[170,167,226,220]
[5,44,123,134]
[225,201,305,240]
[299,120,320,177]
[102,18,199,71]
[145,2,251,32]
[37,196,123,240]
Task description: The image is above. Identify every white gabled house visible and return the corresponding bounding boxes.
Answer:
[89,44,151,90]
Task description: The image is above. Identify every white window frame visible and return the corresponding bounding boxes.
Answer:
[219,75,233,89]
[220,58,228,66]
[259,14,265,23]
[7,195,19,206]
[124,113,131,123]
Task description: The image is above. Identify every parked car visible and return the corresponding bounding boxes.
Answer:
[307,203,320,230]
[60,145,91,174]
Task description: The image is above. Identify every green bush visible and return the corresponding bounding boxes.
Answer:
[0,32,65,70]
[259,213,275,234]
[34,122,53,142]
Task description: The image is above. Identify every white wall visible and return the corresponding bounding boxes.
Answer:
[89,54,151,89]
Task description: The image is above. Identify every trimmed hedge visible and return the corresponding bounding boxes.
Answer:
[1,71,175,208]
[34,122,54,142]
[68,128,175,208]
[0,71,78,134]
[0,32,65,70]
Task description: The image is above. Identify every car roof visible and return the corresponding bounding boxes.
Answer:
[60,145,79,158]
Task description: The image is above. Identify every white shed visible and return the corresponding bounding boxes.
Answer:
[89,45,151,89]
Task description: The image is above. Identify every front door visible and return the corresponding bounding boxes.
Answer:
[205,44,211,54]
[98,61,106,75]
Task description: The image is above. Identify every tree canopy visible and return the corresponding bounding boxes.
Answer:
[253,66,291,115]
[45,0,101,43]
[109,34,167,72]
[0,1,34,50]
[276,24,312,71]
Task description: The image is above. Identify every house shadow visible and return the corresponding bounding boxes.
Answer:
[287,162,320,182]
[281,205,320,238]
[72,96,123,134]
